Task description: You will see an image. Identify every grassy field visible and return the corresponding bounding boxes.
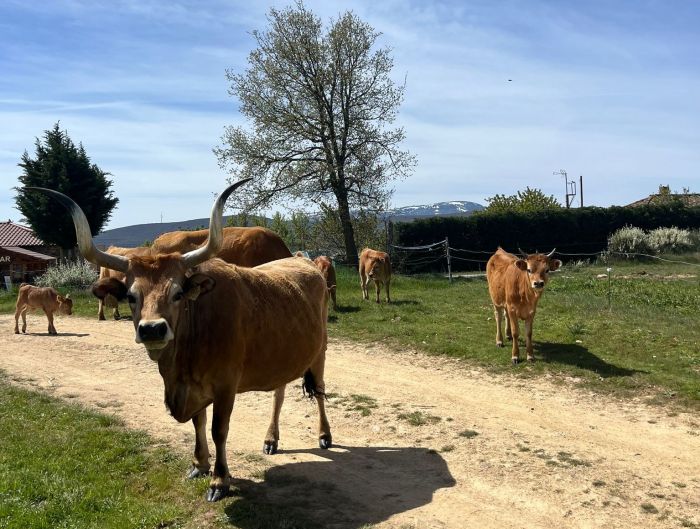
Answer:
[2,255,698,408]
[329,256,700,409]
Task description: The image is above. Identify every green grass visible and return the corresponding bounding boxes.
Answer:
[0,374,210,529]
[330,258,700,409]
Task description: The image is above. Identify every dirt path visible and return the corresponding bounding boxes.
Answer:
[2,313,699,529]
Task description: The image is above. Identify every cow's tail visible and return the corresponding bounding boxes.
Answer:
[302,369,325,400]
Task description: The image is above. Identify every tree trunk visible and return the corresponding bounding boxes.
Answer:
[335,191,358,267]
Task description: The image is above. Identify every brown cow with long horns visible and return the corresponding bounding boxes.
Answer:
[486,247,561,364]
[27,180,332,502]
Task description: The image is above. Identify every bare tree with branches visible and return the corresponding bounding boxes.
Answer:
[215,2,414,265]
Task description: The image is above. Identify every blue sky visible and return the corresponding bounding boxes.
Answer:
[1,0,698,229]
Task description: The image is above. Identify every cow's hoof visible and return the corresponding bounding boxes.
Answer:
[98,315,106,321]
[187,465,210,479]
[496,341,503,347]
[206,485,229,502]
[263,441,278,455]
[527,357,536,363]
[319,434,332,450]
[14,330,19,334]
[511,357,520,365]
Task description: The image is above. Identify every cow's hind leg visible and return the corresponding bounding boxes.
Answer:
[525,318,535,362]
[97,298,106,321]
[303,358,332,449]
[494,305,505,347]
[508,310,521,364]
[263,385,285,454]
[360,273,369,300]
[188,409,211,479]
[207,394,235,502]
[14,303,24,334]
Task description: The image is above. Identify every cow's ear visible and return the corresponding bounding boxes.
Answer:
[515,259,528,271]
[183,273,216,301]
[57,295,65,302]
[550,259,562,271]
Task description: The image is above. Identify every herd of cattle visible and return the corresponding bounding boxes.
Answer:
[12,181,560,501]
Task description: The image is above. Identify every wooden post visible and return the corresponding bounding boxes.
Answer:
[445,237,452,283]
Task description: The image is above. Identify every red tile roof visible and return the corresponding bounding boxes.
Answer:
[0,221,46,247]
[1,246,56,261]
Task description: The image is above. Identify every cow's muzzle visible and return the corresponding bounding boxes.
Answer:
[136,318,174,357]
[532,281,545,289]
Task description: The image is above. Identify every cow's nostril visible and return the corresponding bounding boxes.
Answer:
[139,321,168,341]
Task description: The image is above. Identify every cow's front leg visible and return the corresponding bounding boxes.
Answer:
[263,385,285,454]
[45,310,57,335]
[360,274,369,300]
[385,280,391,303]
[374,280,381,303]
[525,318,535,362]
[508,310,520,364]
[207,394,235,502]
[187,409,211,478]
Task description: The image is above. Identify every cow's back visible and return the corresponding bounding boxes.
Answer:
[18,285,58,310]
[101,246,152,280]
[186,257,327,393]
[153,226,291,267]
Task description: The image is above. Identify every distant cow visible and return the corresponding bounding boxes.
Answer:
[359,248,391,303]
[14,284,73,335]
[96,246,152,320]
[314,255,337,310]
[486,247,561,364]
[30,180,332,503]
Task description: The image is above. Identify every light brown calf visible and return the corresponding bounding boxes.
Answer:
[14,284,73,335]
[359,248,391,303]
[313,255,337,310]
[486,247,561,364]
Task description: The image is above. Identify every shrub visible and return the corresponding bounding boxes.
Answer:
[607,226,653,256]
[647,227,695,254]
[35,259,98,290]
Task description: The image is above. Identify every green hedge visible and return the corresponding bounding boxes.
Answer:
[393,204,700,271]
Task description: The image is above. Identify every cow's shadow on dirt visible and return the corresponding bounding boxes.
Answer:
[18,332,89,338]
[224,445,455,529]
[536,342,644,378]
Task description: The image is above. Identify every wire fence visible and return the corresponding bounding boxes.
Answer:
[389,238,700,280]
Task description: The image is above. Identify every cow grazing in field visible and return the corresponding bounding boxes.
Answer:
[359,248,391,303]
[152,225,292,266]
[313,255,337,310]
[96,246,152,320]
[486,247,561,364]
[14,284,73,335]
[29,180,332,503]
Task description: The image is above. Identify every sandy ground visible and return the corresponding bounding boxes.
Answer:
[1,313,699,529]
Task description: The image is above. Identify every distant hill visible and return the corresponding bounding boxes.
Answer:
[94,201,484,248]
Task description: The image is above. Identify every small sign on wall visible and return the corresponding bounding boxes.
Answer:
[0,256,10,263]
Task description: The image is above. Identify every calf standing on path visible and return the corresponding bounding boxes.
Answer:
[359,248,391,303]
[486,247,561,364]
[14,284,73,335]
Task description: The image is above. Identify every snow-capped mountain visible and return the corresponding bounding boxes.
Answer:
[386,200,484,220]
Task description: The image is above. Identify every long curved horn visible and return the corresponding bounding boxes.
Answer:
[517,247,528,258]
[182,178,252,268]
[25,187,129,273]
[546,248,557,257]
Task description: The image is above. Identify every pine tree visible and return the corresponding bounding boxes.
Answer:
[15,123,119,251]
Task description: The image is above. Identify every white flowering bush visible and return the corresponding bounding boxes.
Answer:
[607,226,653,256]
[647,227,695,255]
[35,259,98,290]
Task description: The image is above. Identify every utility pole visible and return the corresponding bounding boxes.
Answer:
[579,175,583,207]
[553,169,577,208]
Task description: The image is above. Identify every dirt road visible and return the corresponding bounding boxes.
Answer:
[1,314,698,528]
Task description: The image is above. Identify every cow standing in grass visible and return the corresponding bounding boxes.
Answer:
[486,247,561,364]
[359,248,391,303]
[314,255,337,310]
[29,180,332,502]
[14,284,73,335]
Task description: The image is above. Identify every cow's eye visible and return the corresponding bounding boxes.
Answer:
[127,294,137,304]
[527,269,532,274]
[173,291,183,302]
[545,269,550,273]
